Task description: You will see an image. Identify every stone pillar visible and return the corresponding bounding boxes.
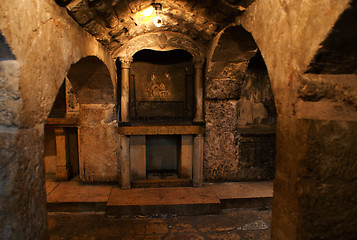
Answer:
[130,136,146,181]
[180,135,193,179]
[193,133,204,187]
[193,58,204,123]
[54,128,69,180]
[119,57,132,123]
[120,135,131,189]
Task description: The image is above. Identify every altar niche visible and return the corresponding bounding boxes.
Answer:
[129,49,194,123]
[129,50,195,185]
[118,48,205,189]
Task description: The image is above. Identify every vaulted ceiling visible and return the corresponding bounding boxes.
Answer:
[56,0,256,53]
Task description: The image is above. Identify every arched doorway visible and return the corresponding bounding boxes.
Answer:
[44,56,117,183]
[204,25,277,183]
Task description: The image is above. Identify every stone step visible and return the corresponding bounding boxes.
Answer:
[208,181,273,209]
[46,181,273,215]
[106,187,220,217]
[131,178,192,188]
[46,181,112,212]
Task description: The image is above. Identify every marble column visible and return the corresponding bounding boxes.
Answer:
[119,57,132,123]
[54,128,69,180]
[193,133,204,187]
[193,58,204,123]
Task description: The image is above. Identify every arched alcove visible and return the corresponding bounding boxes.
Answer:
[113,31,205,60]
[205,25,276,182]
[116,33,205,188]
[44,56,118,183]
[128,49,194,123]
[67,56,115,104]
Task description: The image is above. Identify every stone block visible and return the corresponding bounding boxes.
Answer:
[272,117,357,240]
[205,78,242,100]
[180,135,193,179]
[56,166,68,181]
[0,128,47,239]
[78,123,118,182]
[204,100,240,182]
[79,104,116,126]
[206,61,248,80]
[130,136,146,181]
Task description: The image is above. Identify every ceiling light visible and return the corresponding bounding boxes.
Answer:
[152,3,163,27]
[135,2,163,27]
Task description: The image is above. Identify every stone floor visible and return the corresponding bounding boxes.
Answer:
[48,208,271,240]
[46,180,273,239]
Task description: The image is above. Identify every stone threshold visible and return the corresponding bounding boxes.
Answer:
[131,178,192,188]
[46,181,273,215]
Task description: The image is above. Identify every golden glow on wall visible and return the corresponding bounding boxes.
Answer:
[135,6,154,24]
[135,4,163,27]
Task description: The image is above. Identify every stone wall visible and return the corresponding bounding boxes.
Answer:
[79,104,118,182]
[0,0,115,239]
[239,0,357,239]
[204,25,276,182]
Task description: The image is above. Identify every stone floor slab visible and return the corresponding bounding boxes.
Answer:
[107,187,220,216]
[47,181,113,212]
[207,181,273,209]
[208,181,273,199]
[48,209,271,240]
[46,181,60,195]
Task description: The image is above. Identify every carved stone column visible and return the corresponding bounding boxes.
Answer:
[54,128,69,180]
[119,57,132,123]
[193,58,204,123]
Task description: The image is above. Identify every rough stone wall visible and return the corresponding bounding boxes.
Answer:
[204,25,276,182]
[239,0,357,239]
[0,0,115,239]
[0,128,48,239]
[79,104,118,182]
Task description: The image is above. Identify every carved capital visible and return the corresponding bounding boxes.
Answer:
[193,58,205,69]
[119,57,133,68]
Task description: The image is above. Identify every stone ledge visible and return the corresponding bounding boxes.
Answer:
[46,117,79,127]
[118,125,204,135]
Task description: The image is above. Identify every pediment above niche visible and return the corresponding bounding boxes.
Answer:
[114,31,205,61]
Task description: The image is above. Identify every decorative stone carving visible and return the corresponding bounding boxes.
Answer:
[193,58,205,69]
[158,33,168,49]
[119,56,133,68]
[114,31,205,60]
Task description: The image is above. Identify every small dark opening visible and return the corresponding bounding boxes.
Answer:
[146,135,180,179]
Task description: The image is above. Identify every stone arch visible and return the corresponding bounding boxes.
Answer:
[45,55,118,183]
[238,1,357,239]
[67,56,115,104]
[204,24,276,182]
[113,31,205,61]
[211,25,257,63]
[306,0,357,74]
[0,32,48,240]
